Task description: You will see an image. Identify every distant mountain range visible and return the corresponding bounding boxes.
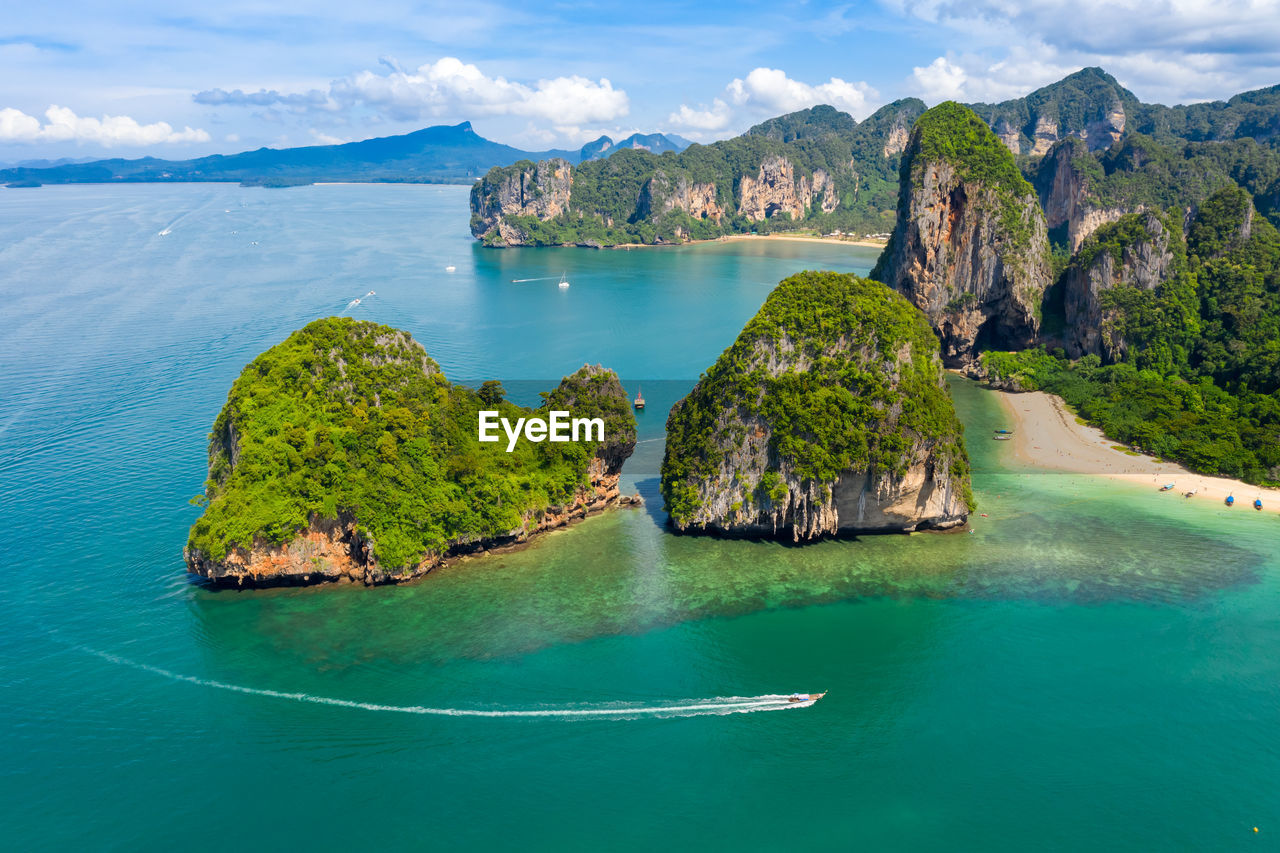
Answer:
[0,123,692,187]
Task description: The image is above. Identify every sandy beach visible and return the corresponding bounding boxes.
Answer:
[612,233,887,250]
[718,233,887,249]
[991,389,1280,509]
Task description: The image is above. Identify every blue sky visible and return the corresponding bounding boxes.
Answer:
[3,0,1279,161]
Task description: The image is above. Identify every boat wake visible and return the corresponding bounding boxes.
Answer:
[342,290,377,313]
[77,645,819,719]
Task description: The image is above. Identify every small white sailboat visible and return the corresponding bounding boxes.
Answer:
[558,271,570,289]
[445,265,456,272]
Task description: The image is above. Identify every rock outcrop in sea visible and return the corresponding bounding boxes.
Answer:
[660,271,973,540]
[185,319,637,587]
[871,101,1052,366]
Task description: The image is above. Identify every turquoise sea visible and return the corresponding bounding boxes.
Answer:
[1,184,1277,851]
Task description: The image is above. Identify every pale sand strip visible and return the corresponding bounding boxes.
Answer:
[991,389,1280,509]
[718,234,887,249]
[612,234,887,250]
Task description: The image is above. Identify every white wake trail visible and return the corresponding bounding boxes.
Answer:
[78,646,819,719]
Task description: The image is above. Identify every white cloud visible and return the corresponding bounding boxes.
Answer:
[198,57,631,135]
[894,0,1280,104]
[309,129,347,145]
[727,67,876,115]
[0,105,210,146]
[898,0,1280,56]
[910,57,968,101]
[667,67,879,139]
[667,99,732,131]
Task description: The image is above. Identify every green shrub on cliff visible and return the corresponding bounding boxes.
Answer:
[187,318,635,569]
[661,272,974,526]
[910,101,1035,197]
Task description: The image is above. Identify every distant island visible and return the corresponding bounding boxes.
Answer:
[0,123,690,187]
[661,271,973,537]
[185,318,638,587]
[469,68,1280,247]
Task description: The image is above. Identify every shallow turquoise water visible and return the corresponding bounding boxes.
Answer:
[1,184,1277,851]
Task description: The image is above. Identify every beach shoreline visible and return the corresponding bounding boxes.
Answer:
[611,233,887,250]
[990,388,1280,509]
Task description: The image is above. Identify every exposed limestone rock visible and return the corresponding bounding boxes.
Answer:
[1084,104,1127,151]
[738,156,804,221]
[637,170,723,224]
[737,158,840,221]
[883,122,911,157]
[1030,115,1060,156]
[470,158,573,245]
[186,475,633,588]
[810,169,839,214]
[994,118,1021,155]
[661,272,972,540]
[1038,138,1131,251]
[871,103,1052,366]
[1063,212,1177,360]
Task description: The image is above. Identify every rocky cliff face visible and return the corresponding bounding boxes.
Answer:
[1063,212,1178,360]
[186,476,636,588]
[872,103,1052,366]
[469,158,573,246]
[661,272,972,540]
[736,157,838,221]
[883,122,911,158]
[185,321,637,588]
[637,170,723,224]
[1038,138,1128,251]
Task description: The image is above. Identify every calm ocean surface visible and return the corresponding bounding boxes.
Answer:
[1,184,1276,851]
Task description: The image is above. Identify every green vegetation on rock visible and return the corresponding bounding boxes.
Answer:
[910,101,1036,196]
[661,272,973,529]
[187,318,635,570]
[472,101,928,246]
[983,187,1280,485]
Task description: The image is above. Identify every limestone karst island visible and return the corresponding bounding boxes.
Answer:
[185,318,637,586]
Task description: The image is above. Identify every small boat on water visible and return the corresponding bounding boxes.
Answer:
[1184,490,1198,498]
[558,271,570,289]
[787,692,826,704]
[1159,483,1175,491]
[993,435,1012,441]
[994,428,1014,435]
[445,264,456,272]
[1255,498,1263,510]
[633,386,645,410]
[1225,494,1235,507]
